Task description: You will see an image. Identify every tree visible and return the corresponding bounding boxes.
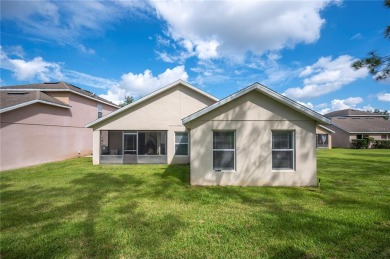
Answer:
[352,0,390,80]
[119,95,134,107]
[373,109,389,120]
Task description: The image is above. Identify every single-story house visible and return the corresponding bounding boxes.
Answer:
[316,125,334,149]
[0,82,118,171]
[325,109,390,148]
[86,80,331,186]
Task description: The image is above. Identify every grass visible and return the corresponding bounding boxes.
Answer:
[1,149,389,258]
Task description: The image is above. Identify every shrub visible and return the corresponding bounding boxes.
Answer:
[351,139,368,149]
[372,140,390,149]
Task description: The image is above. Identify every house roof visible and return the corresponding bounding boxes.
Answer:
[0,82,118,108]
[331,117,390,133]
[85,80,219,128]
[318,125,335,134]
[182,82,331,125]
[325,109,384,118]
[0,90,71,113]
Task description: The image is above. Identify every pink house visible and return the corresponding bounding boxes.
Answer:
[0,82,118,171]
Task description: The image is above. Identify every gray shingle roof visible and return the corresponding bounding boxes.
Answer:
[0,90,71,111]
[332,117,390,133]
[1,82,118,107]
[325,109,384,118]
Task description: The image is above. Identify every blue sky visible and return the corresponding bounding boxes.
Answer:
[1,0,389,113]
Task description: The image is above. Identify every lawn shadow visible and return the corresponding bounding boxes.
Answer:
[1,170,186,258]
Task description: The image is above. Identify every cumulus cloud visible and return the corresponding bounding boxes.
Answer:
[152,0,334,61]
[284,55,368,100]
[377,92,390,102]
[1,46,116,89]
[1,46,187,104]
[1,47,63,81]
[100,65,189,104]
[297,101,314,110]
[318,97,364,114]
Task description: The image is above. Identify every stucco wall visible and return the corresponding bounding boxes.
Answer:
[326,125,350,148]
[91,84,216,165]
[186,91,317,186]
[0,92,117,171]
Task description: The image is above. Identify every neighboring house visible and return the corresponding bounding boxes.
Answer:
[325,109,390,148]
[0,82,118,171]
[87,80,331,186]
[316,125,334,149]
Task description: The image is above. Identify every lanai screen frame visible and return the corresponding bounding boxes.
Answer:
[99,130,168,164]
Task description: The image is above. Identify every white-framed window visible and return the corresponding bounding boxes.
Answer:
[213,131,235,171]
[97,104,103,118]
[175,132,188,155]
[272,131,295,170]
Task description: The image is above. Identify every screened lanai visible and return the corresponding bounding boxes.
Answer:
[100,130,167,164]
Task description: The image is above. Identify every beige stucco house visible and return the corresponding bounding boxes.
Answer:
[87,80,330,186]
[0,82,118,171]
[316,125,334,149]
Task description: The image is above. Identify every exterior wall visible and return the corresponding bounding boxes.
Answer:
[91,84,216,165]
[327,125,350,148]
[186,91,318,186]
[0,92,117,171]
[47,92,70,104]
[316,126,332,149]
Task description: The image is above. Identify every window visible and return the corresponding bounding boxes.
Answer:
[213,131,235,171]
[175,132,188,155]
[97,104,103,118]
[272,131,294,170]
[316,134,328,148]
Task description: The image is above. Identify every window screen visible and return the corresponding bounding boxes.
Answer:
[272,131,294,170]
[175,132,188,155]
[213,131,235,170]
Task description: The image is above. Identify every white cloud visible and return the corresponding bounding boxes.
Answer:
[1,46,187,104]
[100,66,189,104]
[0,0,144,52]
[152,0,334,61]
[318,97,363,114]
[1,46,116,89]
[297,101,314,110]
[284,55,368,100]
[1,47,63,81]
[377,92,390,102]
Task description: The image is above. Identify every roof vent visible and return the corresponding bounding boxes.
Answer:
[7,92,27,95]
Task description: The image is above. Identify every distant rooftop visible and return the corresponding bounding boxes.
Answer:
[0,90,71,112]
[332,117,390,133]
[0,82,118,108]
[325,109,385,118]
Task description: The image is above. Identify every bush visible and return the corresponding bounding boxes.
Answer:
[372,140,390,149]
[351,139,368,149]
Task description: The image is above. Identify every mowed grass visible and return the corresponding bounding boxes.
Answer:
[1,149,389,258]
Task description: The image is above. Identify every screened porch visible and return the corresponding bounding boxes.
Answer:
[100,130,167,164]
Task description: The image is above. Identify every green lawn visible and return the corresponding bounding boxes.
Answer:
[1,149,389,258]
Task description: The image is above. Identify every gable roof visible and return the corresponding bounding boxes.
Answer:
[182,82,331,125]
[0,90,71,113]
[1,82,118,108]
[331,117,390,133]
[317,125,335,134]
[86,80,219,128]
[325,109,384,118]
